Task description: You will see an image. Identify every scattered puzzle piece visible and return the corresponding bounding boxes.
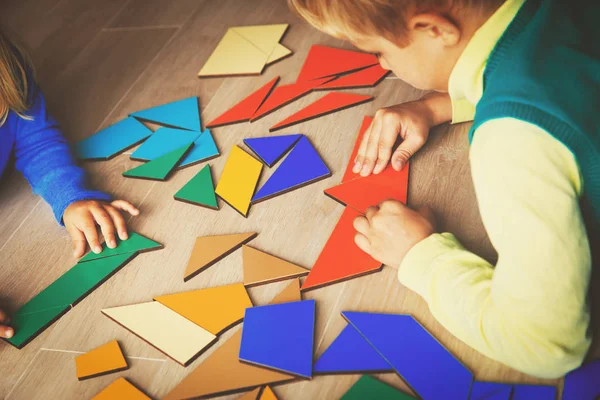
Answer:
[123,142,193,181]
[252,136,330,203]
[317,64,390,90]
[130,97,201,131]
[243,134,302,167]
[129,127,201,162]
[340,375,415,400]
[92,377,150,400]
[563,359,600,400]
[296,45,379,83]
[314,325,392,374]
[266,44,292,65]
[174,165,218,210]
[78,232,162,263]
[512,384,557,400]
[178,129,220,168]
[215,146,263,216]
[343,312,473,400]
[259,386,278,400]
[469,381,513,400]
[75,340,128,380]
[242,245,309,287]
[342,116,373,183]
[239,300,315,378]
[184,232,257,282]
[237,387,262,400]
[74,117,153,161]
[270,278,302,305]
[231,24,288,56]
[301,207,381,291]
[102,301,216,366]
[155,283,253,335]
[270,92,373,131]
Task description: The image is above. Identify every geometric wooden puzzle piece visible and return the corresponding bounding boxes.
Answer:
[91,377,151,400]
[75,340,128,380]
[78,232,163,263]
[469,381,513,400]
[563,359,600,400]
[242,245,309,287]
[243,134,303,167]
[215,146,263,217]
[266,44,292,65]
[174,164,218,210]
[301,207,382,291]
[342,312,473,400]
[259,386,279,400]
[296,45,379,83]
[511,384,557,400]
[237,387,262,400]
[102,301,217,366]
[340,375,415,400]
[316,64,389,90]
[270,92,374,131]
[239,300,316,378]
[123,142,193,181]
[270,278,302,305]
[231,24,288,56]
[154,283,253,335]
[183,232,257,282]
[252,136,331,203]
[207,77,280,128]
[130,127,201,161]
[342,116,373,183]
[162,329,295,400]
[74,117,153,161]
[313,325,392,374]
[251,79,329,121]
[178,129,220,168]
[129,97,201,132]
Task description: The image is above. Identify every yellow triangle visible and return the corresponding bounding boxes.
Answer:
[243,246,309,287]
[75,340,128,380]
[92,378,150,400]
[155,283,253,335]
[270,279,302,305]
[232,24,288,56]
[266,44,292,65]
[259,386,279,400]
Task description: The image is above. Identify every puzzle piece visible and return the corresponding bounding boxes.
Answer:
[252,136,330,203]
[155,283,253,335]
[78,232,162,263]
[231,24,288,55]
[244,134,302,167]
[469,382,513,400]
[343,312,473,400]
[270,278,301,305]
[239,300,315,378]
[296,45,379,83]
[270,92,373,131]
[92,378,150,400]
[102,301,216,366]
[511,384,557,400]
[184,232,257,282]
[317,64,390,90]
[130,127,201,161]
[238,388,262,400]
[340,375,415,400]
[215,146,263,216]
[74,117,153,161]
[207,77,280,128]
[563,359,600,400]
[130,97,201,131]
[174,165,218,210]
[178,129,220,168]
[259,386,278,400]
[342,116,373,183]
[242,245,309,287]
[123,142,193,181]
[266,44,292,65]
[314,325,392,374]
[75,340,128,380]
[301,207,381,291]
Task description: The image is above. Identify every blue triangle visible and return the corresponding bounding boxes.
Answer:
[343,312,473,400]
[314,325,392,374]
[244,134,302,167]
[512,384,556,400]
[179,129,220,168]
[563,360,600,400]
[470,382,512,400]
[252,135,330,203]
[130,97,201,131]
[130,127,201,161]
[239,300,315,378]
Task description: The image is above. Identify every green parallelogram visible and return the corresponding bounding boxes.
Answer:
[78,232,162,263]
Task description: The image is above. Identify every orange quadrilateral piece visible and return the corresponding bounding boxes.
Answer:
[237,387,262,400]
[270,278,302,305]
[92,378,150,400]
[260,386,279,400]
[296,45,379,83]
[301,207,382,291]
[184,232,258,282]
[154,283,253,335]
[342,116,373,183]
[75,340,128,380]
[242,246,309,287]
[316,64,390,90]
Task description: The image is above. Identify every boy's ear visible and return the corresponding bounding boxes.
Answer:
[407,13,461,46]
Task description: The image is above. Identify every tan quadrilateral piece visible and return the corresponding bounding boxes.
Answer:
[155,283,253,335]
[266,44,292,65]
[270,278,302,305]
[75,340,128,380]
[243,246,309,287]
[237,387,262,400]
[92,378,150,400]
[259,386,279,400]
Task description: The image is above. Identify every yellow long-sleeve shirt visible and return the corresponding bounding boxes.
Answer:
[398,0,592,379]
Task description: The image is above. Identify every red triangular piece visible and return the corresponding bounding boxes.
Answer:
[207,77,279,128]
[270,92,373,131]
[301,207,382,291]
[342,116,373,183]
[316,64,390,90]
[296,45,379,83]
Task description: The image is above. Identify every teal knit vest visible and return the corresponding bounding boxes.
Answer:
[470,0,600,228]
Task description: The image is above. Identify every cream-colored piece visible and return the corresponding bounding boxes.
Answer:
[232,24,288,55]
[102,302,216,366]
[198,30,268,77]
[266,44,292,65]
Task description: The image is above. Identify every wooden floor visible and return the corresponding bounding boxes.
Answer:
[0,1,597,399]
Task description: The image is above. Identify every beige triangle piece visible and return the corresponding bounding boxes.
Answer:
[243,246,309,287]
[237,387,262,400]
[232,24,288,56]
[102,302,216,366]
[92,378,150,400]
[199,30,268,77]
[259,386,279,400]
[75,340,128,380]
[270,278,302,305]
[266,44,292,65]
[184,232,258,282]
[155,283,253,335]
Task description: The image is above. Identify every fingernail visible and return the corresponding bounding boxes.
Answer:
[94,246,102,254]
[352,162,361,173]
[109,240,116,248]
[122,232,129,240]
[394,159,403,170]
[6,329,13,338]
[360,165,370,176]
[374,164,382,174]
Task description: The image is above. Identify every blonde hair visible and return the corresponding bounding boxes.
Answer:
[0,31,33,126]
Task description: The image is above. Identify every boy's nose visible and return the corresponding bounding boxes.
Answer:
[379,57,390,71]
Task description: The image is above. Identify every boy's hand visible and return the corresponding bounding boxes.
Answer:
[63,200,140,258]
[0,309,13,339]
[353,200,437,267]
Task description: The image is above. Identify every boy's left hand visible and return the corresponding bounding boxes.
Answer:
[353,200,437,267]
[63,200,140,258]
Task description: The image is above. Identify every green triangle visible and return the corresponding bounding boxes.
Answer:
[341,376,415,400]
[174,165,218,209]
[123,142,193,180]
[78,232,163,263]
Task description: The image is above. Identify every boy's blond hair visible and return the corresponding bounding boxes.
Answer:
[0,31,33,126]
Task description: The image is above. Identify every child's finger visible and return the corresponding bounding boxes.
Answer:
[80,218,102,254]
[353,215,370,235]
[353,121,374,173]
[365,206,379,221]
[354,233,371,254]
[90,207,117,249]
[111,200,140,216]
[373,130,396,174]
[0,325,14,339]
[391,134,425,170]
[67,226,87,258]
[360,118,383,177]
[0,309,11,324]
[105,205,128,241]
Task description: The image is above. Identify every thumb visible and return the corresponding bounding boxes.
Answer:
[391,134,426,171]
[416,205,437,228]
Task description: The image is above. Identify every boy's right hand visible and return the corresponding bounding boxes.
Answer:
[0,309,13,339]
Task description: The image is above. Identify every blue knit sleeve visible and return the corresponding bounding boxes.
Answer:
[13,85,111,224]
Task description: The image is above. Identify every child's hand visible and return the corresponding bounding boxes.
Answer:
[353,200,437,267]
[0,309,13,339]
[63,200,140,258]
